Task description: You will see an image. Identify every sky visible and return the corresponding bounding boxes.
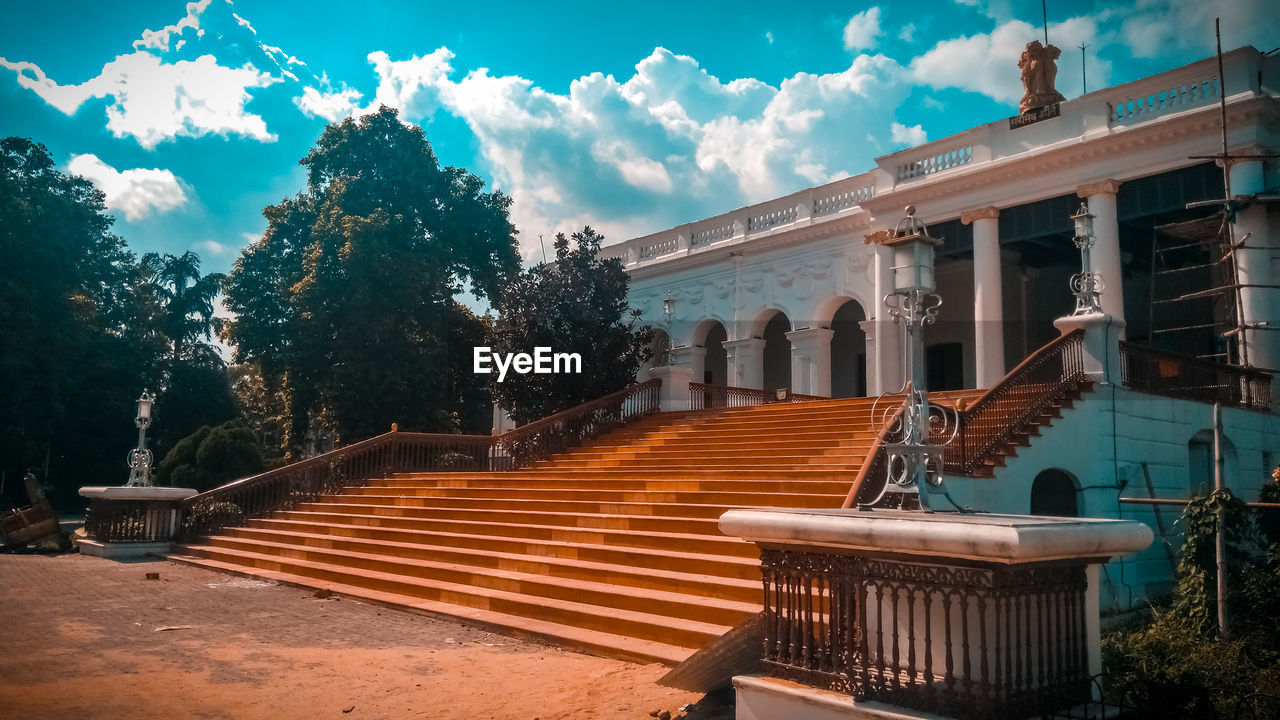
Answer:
[2,0,1277,282]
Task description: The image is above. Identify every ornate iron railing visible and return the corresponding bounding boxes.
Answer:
[689,382,827,409]
[76,381,666,545]
[945,329,1088,476]
[761,548,1091,720]
[491,379,662,468]
[1119,342,1272,412]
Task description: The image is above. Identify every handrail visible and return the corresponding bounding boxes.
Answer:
[1118,341,1272,412]
[841,396,908,508]
[171,380,664,542]
[944,329,1088,475]
[688,382,827,409]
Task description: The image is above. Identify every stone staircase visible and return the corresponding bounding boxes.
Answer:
[169,395,978,665]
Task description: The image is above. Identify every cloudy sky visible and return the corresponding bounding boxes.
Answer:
[2,0,1276,274]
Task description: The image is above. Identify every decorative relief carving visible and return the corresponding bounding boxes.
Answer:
[741,273,764,293]
[711,279,734,299]
[1077,179,1123,197]
[960,206,1000,225]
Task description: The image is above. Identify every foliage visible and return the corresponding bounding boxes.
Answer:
[1102,479,1280,717]
[489,227,653,424]
[156,420,263,492]
[0,137,162,507]
[223,106,518,452]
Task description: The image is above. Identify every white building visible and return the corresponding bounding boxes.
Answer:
[605,46,1280,607]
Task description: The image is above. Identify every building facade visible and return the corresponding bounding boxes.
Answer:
[604,46,1280,608]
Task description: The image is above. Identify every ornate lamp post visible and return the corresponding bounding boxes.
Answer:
[1069,202,1104,315]
[125,390,155,487]
[867,207,961,511]
[661,290,675,366]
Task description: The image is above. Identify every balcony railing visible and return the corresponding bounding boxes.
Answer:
[1119,342,1271,411]
[761,547,1091,719]
[689,383,826,409]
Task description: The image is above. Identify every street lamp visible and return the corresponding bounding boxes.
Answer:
[1069,202,1104,315]
[125,390,155,487]
[866,206,961,512]
[661,291,675,366]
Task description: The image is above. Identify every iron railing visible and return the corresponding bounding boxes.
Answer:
[689,382,827,409]
[945,329,1088,476]
[1119,341,1272,412]
[491,379,662,468]
[83,498,185,544]
[79,381,664,545]
[760,548,1091,720]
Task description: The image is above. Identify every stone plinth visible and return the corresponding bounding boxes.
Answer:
[719,508,1152,720]
[78,486,198,561]
[647,365,693,411]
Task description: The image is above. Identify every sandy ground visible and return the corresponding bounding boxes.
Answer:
[0,553,732,720]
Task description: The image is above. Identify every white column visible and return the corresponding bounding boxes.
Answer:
[872,241,904,394]
[723,338,766,389]
[786,328,835,397]
[647,365,694,412]
[859,319,877,396]
[1230,159,1276,371]
[962,206,1005,387]
[1078,180,1125,329]
[668,345,706,383]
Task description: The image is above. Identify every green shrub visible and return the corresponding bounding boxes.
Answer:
[156,421,263,492]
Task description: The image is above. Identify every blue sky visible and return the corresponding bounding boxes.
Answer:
[2,0,1277,281]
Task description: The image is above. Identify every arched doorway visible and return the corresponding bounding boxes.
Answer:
[1030,469,1079,516]
[702,322,728,385]
[762,311,791,392]
[830,300,867,398]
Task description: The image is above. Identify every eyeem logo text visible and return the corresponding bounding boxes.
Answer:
[474,347,582,382]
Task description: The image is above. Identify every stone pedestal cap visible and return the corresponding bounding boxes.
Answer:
[79,486,199,501]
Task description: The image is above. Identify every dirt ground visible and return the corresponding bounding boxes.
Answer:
[0,553,733,720]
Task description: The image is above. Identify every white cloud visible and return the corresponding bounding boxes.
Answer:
[890,122,927,146]
[898,23,917,43]
[134,0,212,52]
[196,240,227,256]
[909,16,1107,104]
[307,46,913,256]
[843,7,883,52]
[0,52,279,148]
[765,31,775,45]
[1120,0,1280,60]
[232,13,257,35]
[67,154,189,221]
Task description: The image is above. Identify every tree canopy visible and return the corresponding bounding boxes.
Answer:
[490,227,653,424]
[223,107,518,449]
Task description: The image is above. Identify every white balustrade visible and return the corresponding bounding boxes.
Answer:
[813,182,875,216]
[896,145,973,182]
[691,221,735,247]
[1111,75,1220,124]
[746,205,799,234]
[638,234,679,260]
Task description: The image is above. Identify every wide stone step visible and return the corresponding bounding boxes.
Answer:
[167,551,726,662]
[394,468,857,480]
[299,499,727,534]
[553,438,873,455]
[219,526,761,603]
[197,535,758,627]
[534,454,863,469]
[243,518,760,580]
[267,509,761,557]
[323,486,845,505]
[334,493,801,519]
[369,477,851,494]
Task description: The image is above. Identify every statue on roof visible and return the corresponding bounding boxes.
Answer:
[1018,40,1066,115]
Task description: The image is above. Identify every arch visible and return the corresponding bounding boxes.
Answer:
[701,321,728,385]
[745,304,798,339]
[811,294,870,328]
[1030,469,1079,517]
[761,310,792,392]
[687,315,730,350]
[830,299,868,398]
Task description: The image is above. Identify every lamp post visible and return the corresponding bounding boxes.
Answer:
[125,390,155,487]
[1069,202,1104,315]
[867,206,960,511]
[662,291,675,366]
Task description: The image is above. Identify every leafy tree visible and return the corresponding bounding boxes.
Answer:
[140,250,225,362]
[156,420,263,492]
[224,106,518,452]
[0,137,162,506]
[490,227,653,424]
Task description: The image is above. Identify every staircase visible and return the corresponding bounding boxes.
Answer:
[170,395,978,665]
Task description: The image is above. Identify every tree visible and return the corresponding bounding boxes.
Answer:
[490,227,653,424]
[223,106,519,452]
[0,137,162,506]
[155,420,263,492]
[139,250,225,362]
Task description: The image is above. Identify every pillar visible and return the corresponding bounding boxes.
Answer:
[871,241,905,394]
[668,345,706,383]
[1077,180,1125,329]
[723,338,766,389]
[1229,159,1276,371]
[859,319,877,396]
[962,206,1006,388]
[647,365,694,412]
[786,328,835,397]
